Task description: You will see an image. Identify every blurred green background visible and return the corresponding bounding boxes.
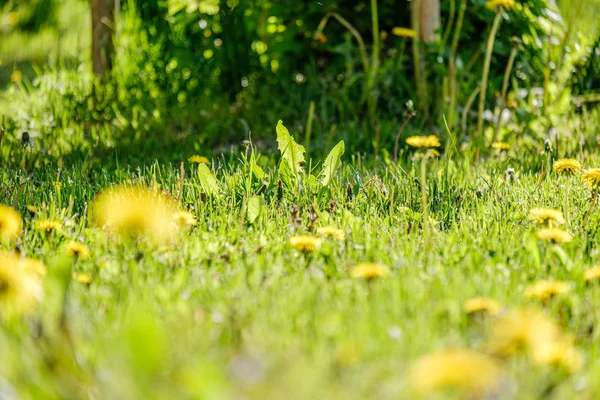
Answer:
[0,0,599,162]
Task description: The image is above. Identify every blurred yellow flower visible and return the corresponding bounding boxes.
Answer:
[316,226,345,240]
[463,297,501,316]
[491,141,510,150]
[65,241,90,260]
[536,228,573,244]
[335,341,362,367]
[532,336,583,373]
[584,266,600,282]
[73,273,93,284]
[35,219,62,233]
[314,33,327,43]
[525,280,570,301]
[527,207,565,226]
[350,263,390,279]
[581,168,600,188]
[6,12,19,26]
[10,70,23,83]
[173,211,197,227]
[188,155,210,164]
[392,27,416,38]
[488,309,561,357]
[486,0,516,11]
[406,135,441,149]
[553,158,581,175]
[289,235,322,252]
[17,257,46,276]
[408,349,503,395]
[0,252,43,317]
[0,204,23,241]
[93,186,178,241]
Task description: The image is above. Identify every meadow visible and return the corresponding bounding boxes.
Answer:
[2,0,600,399]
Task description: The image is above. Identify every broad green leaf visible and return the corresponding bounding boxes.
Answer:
[276,120,305,180]
[247,196,261,224]
[251,162,266,181]
[197,163,220,196]
[320,140,345,186]
[278,161,294,191]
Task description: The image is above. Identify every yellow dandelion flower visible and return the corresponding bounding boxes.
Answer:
[35,219,62,233]
[65,241,90,260]
[525,280,570,301]
[536,228,573,244]
[488,309,562,357]
[528,207,565,226]
[188,155,210,164]
[408,349,503,395]
[10,70,23,83]
[463,297,502,316]
[17,257,46,276]
[316,226,345,240]
[391,27,416,38]
[26,205,39,214]
[492,141,511,150]
[406,135,441,149]
[335,341,362,367]
[289,235,322,252]
[73,273,93,284]
[0,252,43,317]
[532,336,583,373]
[173,211,197,227]
[486,0,516,11]
[93,186,178,242]
[349,263,390,279]
[581,168,600,188]
[0,204,23,241]
[584,266,600,282]
[553,158,581,175]
[314,33,327,43]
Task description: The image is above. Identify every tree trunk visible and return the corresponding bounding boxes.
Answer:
[91,0,115,76]
[420,0,440,43]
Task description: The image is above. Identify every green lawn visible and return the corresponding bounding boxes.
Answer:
[2,123,600,399]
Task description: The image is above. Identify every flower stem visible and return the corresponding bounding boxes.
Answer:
[477,11,503,137]
[582,186,600,231]
[421,155,430,256]
[564,179,570,226]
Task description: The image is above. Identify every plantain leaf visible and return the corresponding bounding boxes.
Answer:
[276,120,305,181]
[197,163,220,196]
[320,140,345,186]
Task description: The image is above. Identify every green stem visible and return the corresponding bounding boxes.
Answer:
[411,0,427,116]
[440,0,456,50]
[582,186,599,231]
[304,100,315,155]
[366,0,380,119]
[315,13,369,74]
[557,0,584,71]
[421,155,430,256]
[369,0,380,86]
[477,11,503,137]
[447,0,467,128]
[564,179,570,226]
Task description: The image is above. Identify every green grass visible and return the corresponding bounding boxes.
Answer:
[2,130,600,398]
